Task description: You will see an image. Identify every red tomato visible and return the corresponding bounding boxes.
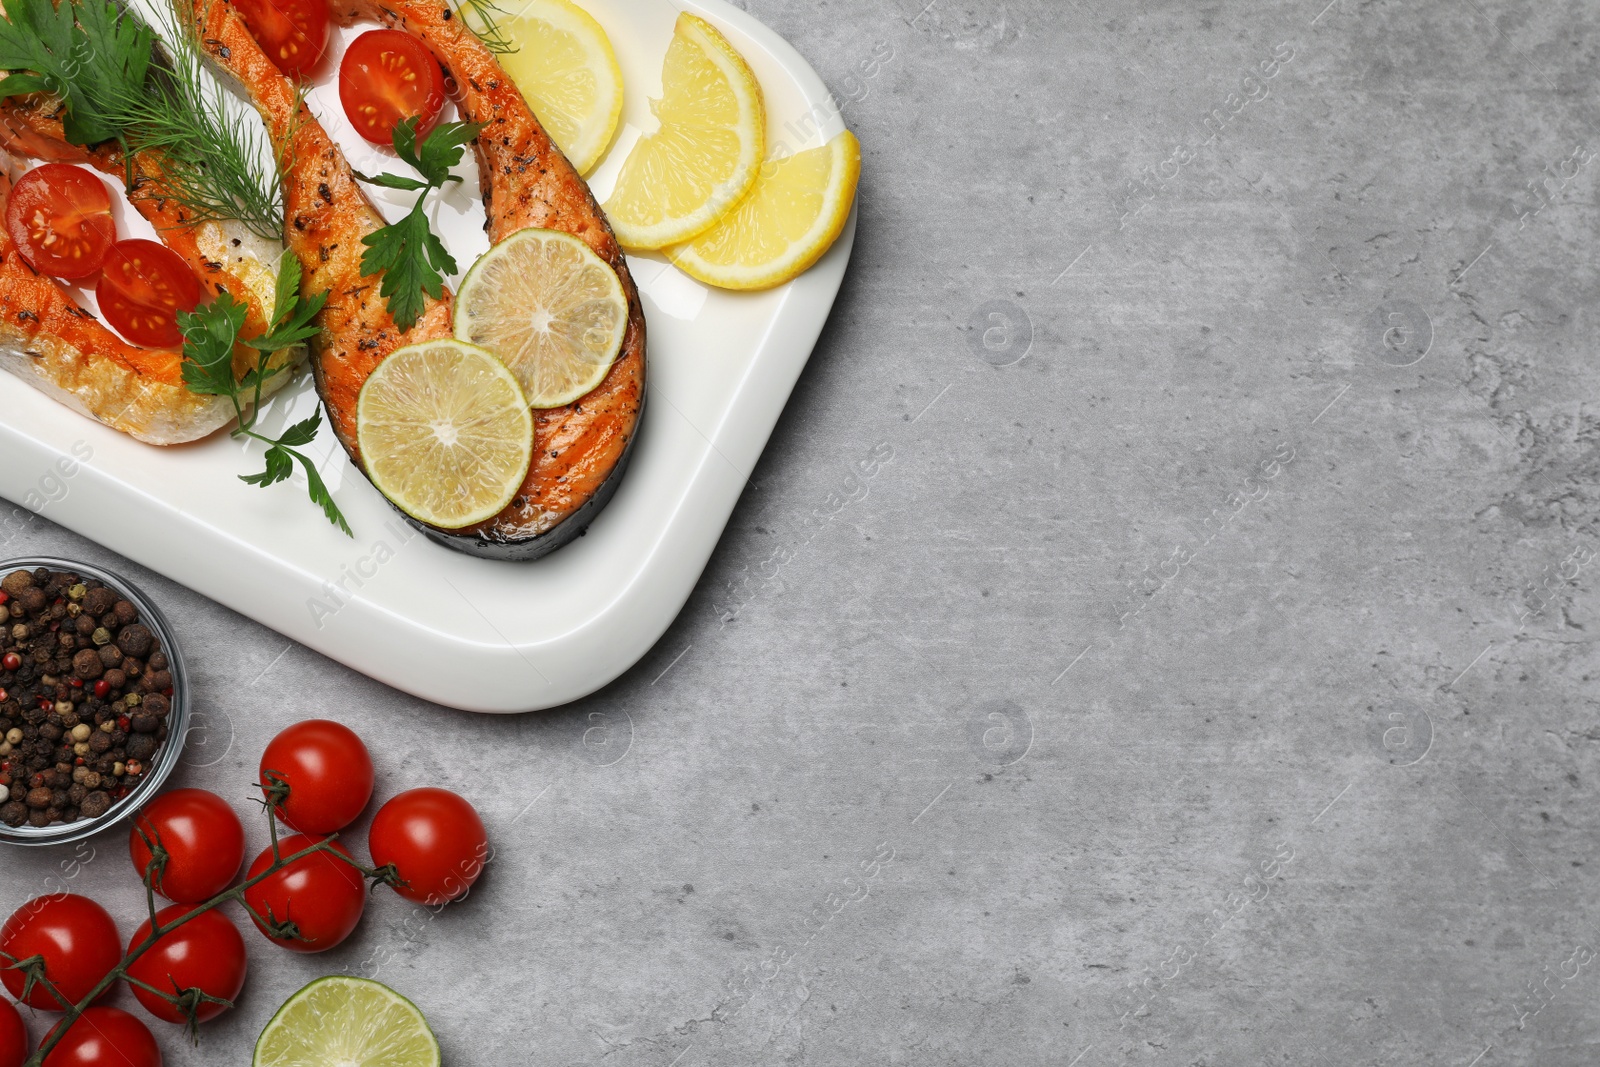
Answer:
[129,790,246,904]
[234,0,329,78]
[0,896,121,1012]
[369,788,489,905]
[40,1007,160,1067]
[95,240,201,348]
[124,906,247,1026]
[339,30,447,146]
[241,835,366,953]
[5,164,116,279]
[0,997,25,1067]
[259,719,374,833]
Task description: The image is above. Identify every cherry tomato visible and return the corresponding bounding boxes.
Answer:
[5,164,116,279]
[241,835,366,953]
[339,29,447,146]
[0,997,25,1067]
[95,240,201,349]
[234,0,329,78]
[124,906,247,1026]
[368,788,489,905]
[40,1007,160,1067]
[259,719,374,834]
[0,896,121,1011]
[129,790,246,904]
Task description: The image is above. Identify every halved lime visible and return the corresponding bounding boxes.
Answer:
[453,227,629,409]
[356,339,533,529]
[253,976,440,1067]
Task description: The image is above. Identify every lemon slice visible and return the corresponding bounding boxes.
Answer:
[356,340,533,529]
[603,13,765,250]
[667,130,860,290]
[454,227,629,408]
[254,976,440,1067]
[496,0,623,175]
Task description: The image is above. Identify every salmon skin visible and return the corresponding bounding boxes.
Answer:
[202,0,646,560]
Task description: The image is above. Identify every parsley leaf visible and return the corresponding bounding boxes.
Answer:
[176,277,352,537]
[354,118,482,331]
[0,0,153,147]
[243,256,327,355]
[394,118,481,187]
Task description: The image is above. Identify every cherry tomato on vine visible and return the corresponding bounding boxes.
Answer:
[5,164,117,279]
[0,895,121,1011]
[40,1006,160,1067]
[128,789,246,904]
[368,788,489,906]
[0,997,25,1067]
[124,906,247,1026]
[339,29,448,146]
[241,835,366,953]
[259,719,374,834]
[95,239,201,349]
[234,0,329,78]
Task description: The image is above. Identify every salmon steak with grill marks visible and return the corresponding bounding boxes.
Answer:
[194,0,646,560]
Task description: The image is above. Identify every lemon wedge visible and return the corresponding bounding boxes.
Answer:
[496,0,623,175]
[667,130,860,290]
[356,340,533,529]
[603,13,765,250]
[454,227,629,408]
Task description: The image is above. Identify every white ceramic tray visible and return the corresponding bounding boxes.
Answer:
[0,0,855,712]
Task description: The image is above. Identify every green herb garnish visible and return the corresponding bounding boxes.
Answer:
[177,257,350,536]
[354,118,483,332]
[455,0,518,56]
[0,0,283,239]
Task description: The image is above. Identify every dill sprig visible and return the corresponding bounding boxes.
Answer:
[0,0,283,240]
[101,0,284,239]
[455,0,519,56]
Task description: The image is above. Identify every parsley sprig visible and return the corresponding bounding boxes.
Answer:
[0,0,150,147]
[177,257,351,536]
[354,117,482,332]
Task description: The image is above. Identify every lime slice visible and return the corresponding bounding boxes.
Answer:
[496,0,624,175]
[453,227,629,409]
[356,339,533,529]
[253,976,440,1067]
[602,13,766,249]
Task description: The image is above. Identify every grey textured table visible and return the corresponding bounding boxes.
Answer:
[4,0,1599,1063]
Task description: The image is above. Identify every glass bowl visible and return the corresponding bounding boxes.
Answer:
[0,557,190,848]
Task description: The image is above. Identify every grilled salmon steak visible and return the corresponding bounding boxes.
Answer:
[0,85,293,444]
[197,0,646,559]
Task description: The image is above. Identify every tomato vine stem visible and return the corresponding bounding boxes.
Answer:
[4,791,387,1066]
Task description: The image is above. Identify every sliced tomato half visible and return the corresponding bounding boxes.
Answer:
[339,29,448,146]
[96,239,203,349]
[5,163,117,279]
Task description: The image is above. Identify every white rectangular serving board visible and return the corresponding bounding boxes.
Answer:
[0,0,855,712]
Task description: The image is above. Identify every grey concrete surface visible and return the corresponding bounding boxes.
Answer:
[4,0,1600,1063]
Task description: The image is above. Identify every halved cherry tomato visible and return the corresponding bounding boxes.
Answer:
[125,906,248,1025]
[339,30,447,146]
[5,164,116,279]
[0,895,121,1011]
[95,239,202,349]
[40,1007,160,1067]
[234,0,330,78]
